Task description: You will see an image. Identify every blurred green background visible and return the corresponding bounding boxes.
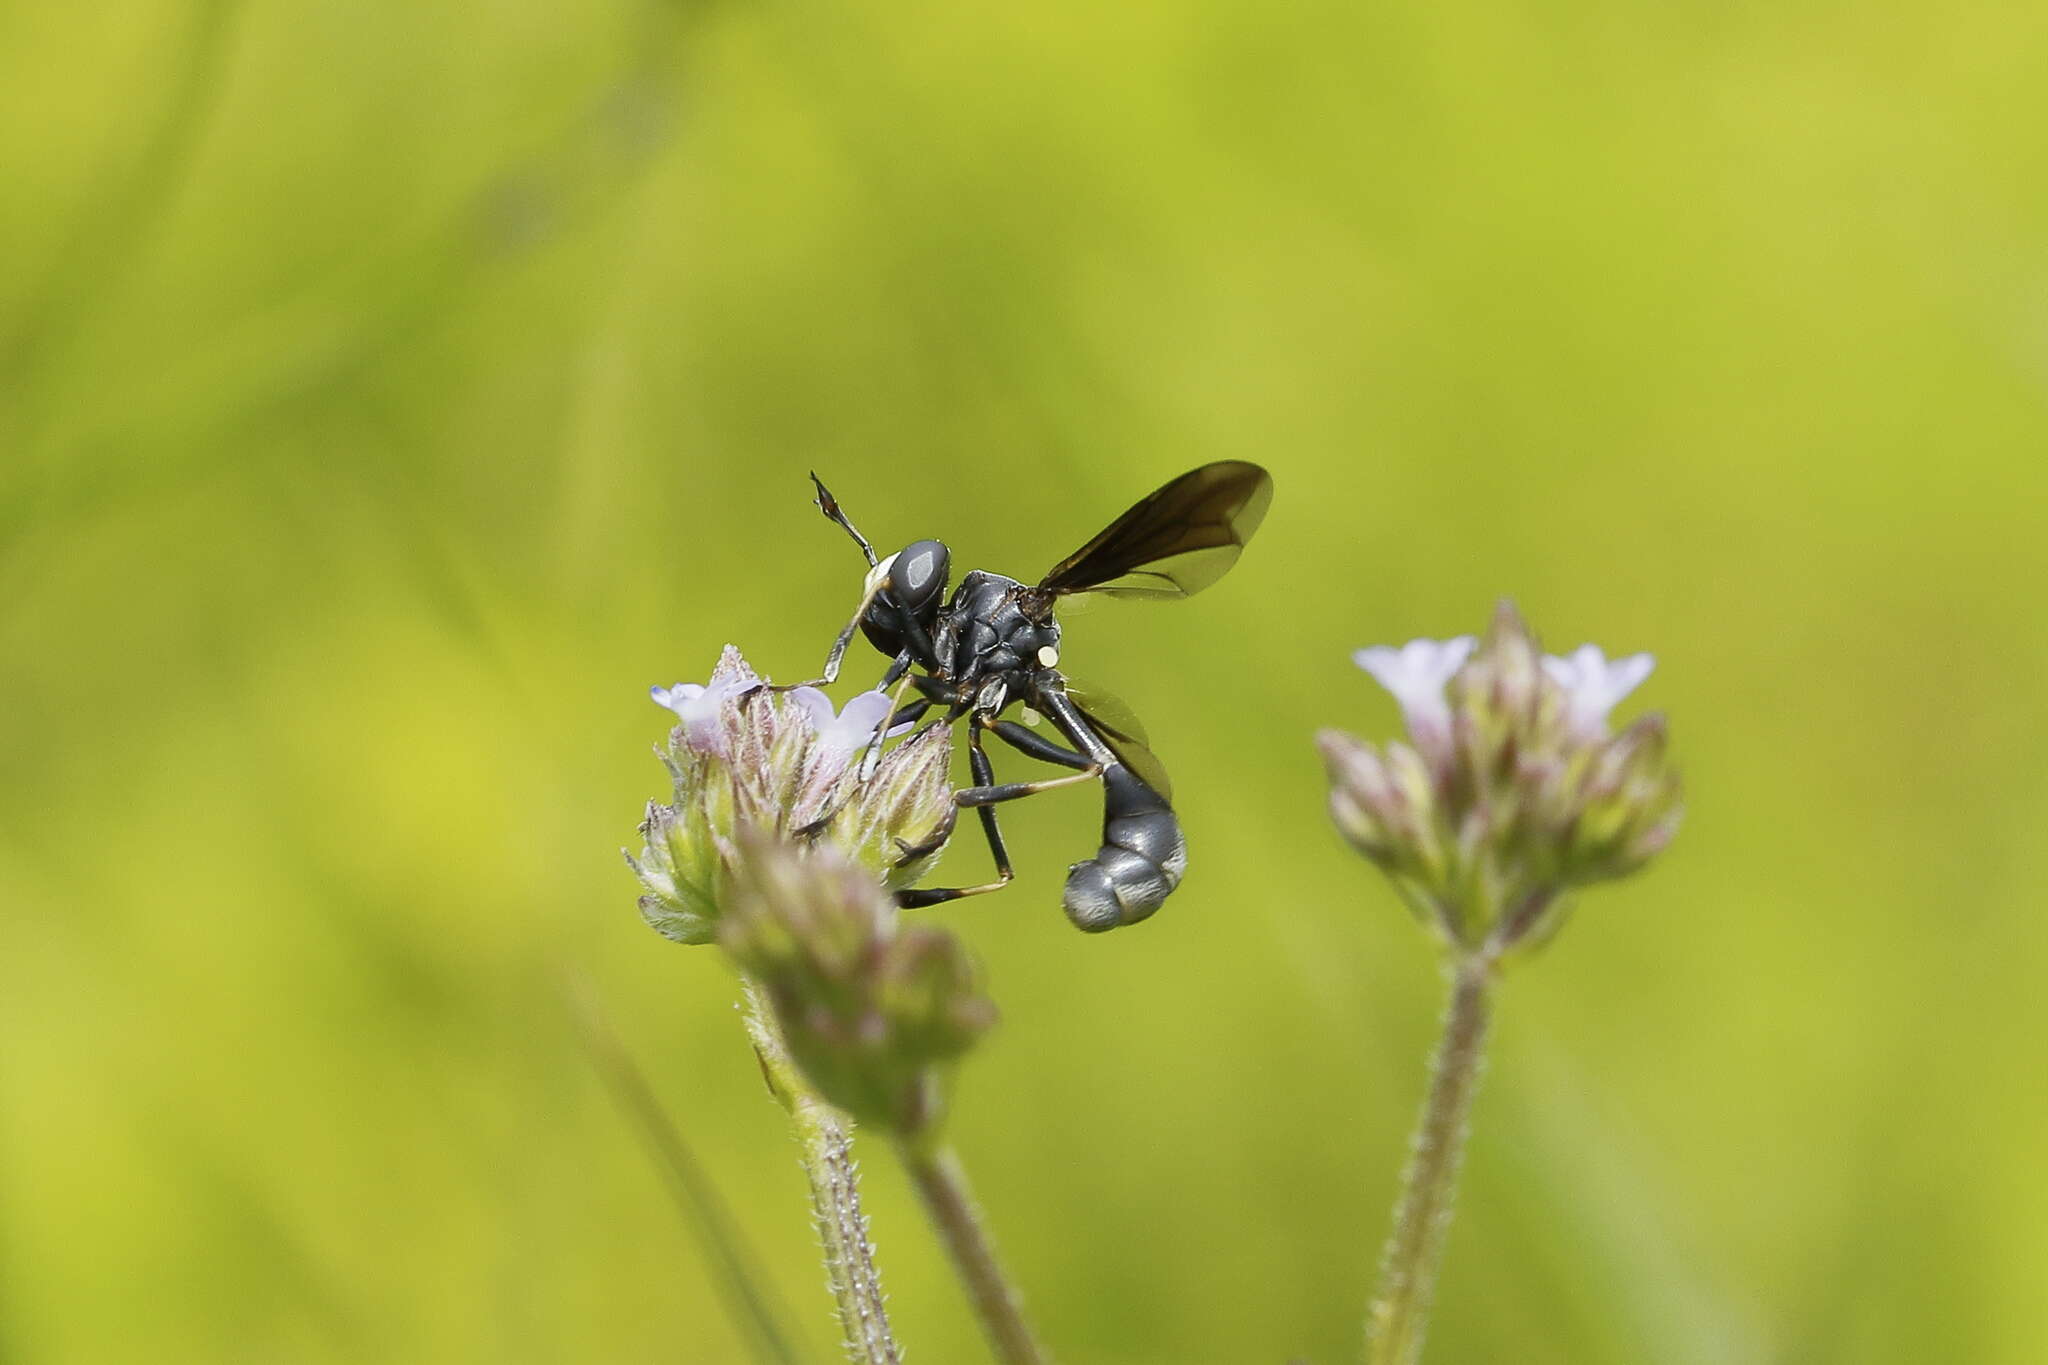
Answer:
[5,2,2046,1361]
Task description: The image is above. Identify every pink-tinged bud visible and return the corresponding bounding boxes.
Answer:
[1564,715,1682,887]
[1319,730,1415,870]
[720,834,994,1141]
[1479,602,1545,714]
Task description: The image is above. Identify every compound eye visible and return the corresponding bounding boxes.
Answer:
[891,539,950,615]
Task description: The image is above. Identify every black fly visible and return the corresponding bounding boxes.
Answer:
[788,463,1274,931]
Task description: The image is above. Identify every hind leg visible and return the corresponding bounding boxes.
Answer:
[895,730,1100,907]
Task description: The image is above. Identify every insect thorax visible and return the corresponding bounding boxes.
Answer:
[947,570,1061,693]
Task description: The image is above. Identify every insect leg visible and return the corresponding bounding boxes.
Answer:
[878,649,915,690]
[896,730,1104,908]
[888,698,934,729]
[952,767,1104,808]
[983,717,1092,770]
[773,558,898,691]
[852,669,919,782]
[896,730,1017,907]
[908,673,958,703]
[892,613,942,678]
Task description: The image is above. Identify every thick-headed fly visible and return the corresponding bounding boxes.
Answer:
[788,462,1274,931]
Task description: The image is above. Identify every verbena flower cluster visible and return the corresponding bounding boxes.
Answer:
[627,645,956,946]
[1319,602,1681,956]
[628,644,994,1145]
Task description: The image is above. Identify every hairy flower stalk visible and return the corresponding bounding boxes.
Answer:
[740,978,900,1365]
[722,833,1048,1365]
[1321,604,1682,1365]
[628,645,962,1364]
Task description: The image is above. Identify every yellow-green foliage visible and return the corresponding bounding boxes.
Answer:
[3,3,2045,1361]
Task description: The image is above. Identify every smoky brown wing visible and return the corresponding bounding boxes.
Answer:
[1064,678,1173,800]
[1036,461,1274,601]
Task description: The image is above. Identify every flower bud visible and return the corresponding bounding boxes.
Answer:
[1562,715,1683,885]
[1319,730,1409,869]
[721,833,996,1140]
[1445,602,1560,800]
[626,645,956,943]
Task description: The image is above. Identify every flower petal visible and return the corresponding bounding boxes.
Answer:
[1544,645,1655,737]
[650,682,706,715]
[828,690,897,749]
[1352,637,1475,742]
[786,686,836,732]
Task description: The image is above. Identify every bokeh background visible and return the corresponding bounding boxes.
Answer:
[5,2,2047,1361]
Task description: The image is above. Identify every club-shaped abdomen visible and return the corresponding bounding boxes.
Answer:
[1061,765,1188,931]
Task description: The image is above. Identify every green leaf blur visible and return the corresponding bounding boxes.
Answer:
[4,2,2043,1361]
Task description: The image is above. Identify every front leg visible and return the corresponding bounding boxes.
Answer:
[773,556,902,691]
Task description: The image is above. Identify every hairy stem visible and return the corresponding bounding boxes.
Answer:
[1365,957,1496,1365]
[897,1141,1050,1365]
[741,980,901,1365]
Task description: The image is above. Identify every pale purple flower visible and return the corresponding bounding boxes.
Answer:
[1353,637,1476,762]
[1542,645,1655,739]
[630,644,958,946]
[785,687,906,753]
[651,671,760,755]
[650,681,706,712]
